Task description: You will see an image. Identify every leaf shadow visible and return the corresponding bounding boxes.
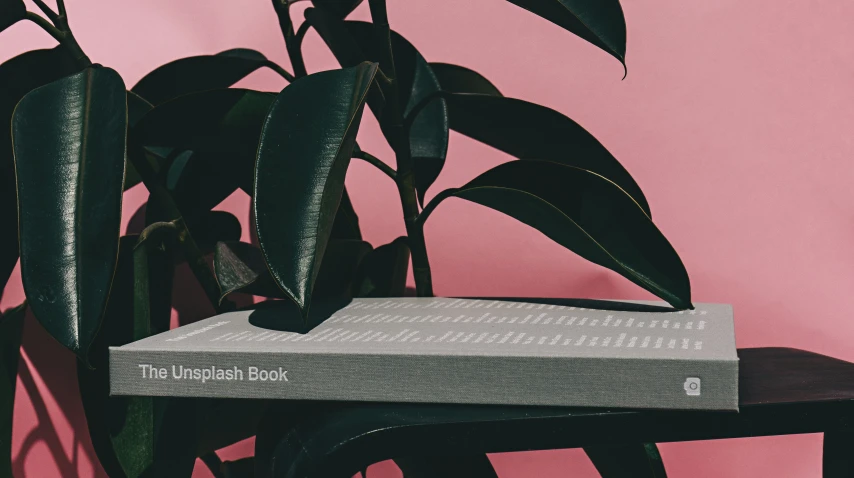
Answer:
[247,298,352,333]
[15,311,107,477]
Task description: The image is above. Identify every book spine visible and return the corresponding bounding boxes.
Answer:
[110,348,738,411]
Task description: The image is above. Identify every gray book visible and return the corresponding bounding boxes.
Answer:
[110,298,738,411]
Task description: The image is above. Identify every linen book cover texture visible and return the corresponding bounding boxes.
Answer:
[110,298,739,411]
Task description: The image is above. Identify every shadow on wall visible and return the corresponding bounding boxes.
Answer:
[14,309,99,477]
[12,202,257,476]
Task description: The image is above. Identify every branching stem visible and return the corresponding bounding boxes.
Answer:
[353,150,396,180]
[128,144,233,314]
[25,9,91,68]
[368,0,435,297]
[31,0,58,22]
[416,188,458,229]
[404,91,447,131]
[272,0,308,78]
[265,61,296,83]
[25,12,62,42]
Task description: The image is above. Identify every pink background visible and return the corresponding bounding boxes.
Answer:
[2,0,853,476]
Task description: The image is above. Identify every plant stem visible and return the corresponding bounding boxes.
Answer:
[368,0,435,297]
[128,144,233,314]
[353,150,396,180]
[31,0,58,22]
[52,13,91,68]
[272,0,308,78]
[25,10,91,68]
[265,61,296,83]
[25,12,62,42]
[416,188,458,228]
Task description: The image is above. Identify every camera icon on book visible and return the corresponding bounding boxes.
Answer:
[683,377,701,396]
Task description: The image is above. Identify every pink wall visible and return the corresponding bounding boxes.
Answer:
[2,0,853,476]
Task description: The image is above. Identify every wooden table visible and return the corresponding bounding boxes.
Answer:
[253,348,854,477]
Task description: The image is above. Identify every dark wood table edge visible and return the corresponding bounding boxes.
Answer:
[255,347,854,478]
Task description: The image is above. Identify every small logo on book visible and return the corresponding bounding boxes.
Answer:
[683,377,701,396]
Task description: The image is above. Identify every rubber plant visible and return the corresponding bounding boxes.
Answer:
[0,0,690,476]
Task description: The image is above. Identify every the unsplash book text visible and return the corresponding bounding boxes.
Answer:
[110,298,738,411]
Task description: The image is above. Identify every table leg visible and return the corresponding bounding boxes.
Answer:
[584,443,667,478]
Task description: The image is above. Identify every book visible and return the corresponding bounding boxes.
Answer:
[110,297,738,411]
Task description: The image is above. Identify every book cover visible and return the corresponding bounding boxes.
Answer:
[110,298,738,411]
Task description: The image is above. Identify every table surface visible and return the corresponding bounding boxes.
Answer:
[254,347,854,478]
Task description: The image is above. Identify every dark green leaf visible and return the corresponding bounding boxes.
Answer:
[505,0,626,69]
[199,453,223,478]
[311,0,363,19]
[133,88,275,196]
[221,457,255,478]
[0,0,25,33]
[584,443,668,478]
[127,90,152,127]
[314,239,373,300]
[191,211,242,254]
[215,241,284,303]
[436,93,650,216]
[131,48,282,105]
[254,62,377,315]
[129,226,197,476]
[124,91,154,190]
[430,160,691,308]
[0,48,79,294]
[429,63,502,97]
[142,150,244,233]
[353,237,410,297]
[12,66,127,360]
[0,301,26,478]
[306,9,449,203]
[78,233,175,478]
[79,238,135,478]
[331,188,362,241]
[215,239,372,304]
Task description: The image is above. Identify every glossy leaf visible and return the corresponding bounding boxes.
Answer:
[254,62,377,315]
[505,0,627,69]
[0,0,24,33]
[353,237,410,298]
[133,88,275,195]
[434,93,650,215]
[215,241,284,303]
[0,301,26,478]
[215,240,372,304]
[311,0,363,18]
[132,48,283,105]
[306,9,449,203]
[12,66,127,359]
[429,63,502,97]
[429,160,691,308]
[0,48,79,294]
